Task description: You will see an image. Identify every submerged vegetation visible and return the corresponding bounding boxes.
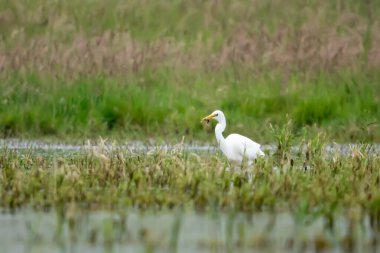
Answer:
[0,0,379,142]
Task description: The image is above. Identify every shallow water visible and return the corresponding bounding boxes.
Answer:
[1,138,379,156]
[0,208,378,253]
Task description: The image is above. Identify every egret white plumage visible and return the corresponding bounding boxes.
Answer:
[202,110,265,165]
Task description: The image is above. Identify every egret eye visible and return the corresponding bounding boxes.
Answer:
[215,113,218,116]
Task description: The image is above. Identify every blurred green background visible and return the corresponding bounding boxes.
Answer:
[0,0,379,142]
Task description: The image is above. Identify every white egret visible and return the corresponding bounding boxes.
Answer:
[202,110,265,166]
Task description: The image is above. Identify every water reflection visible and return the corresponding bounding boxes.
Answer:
[0,208,379,253]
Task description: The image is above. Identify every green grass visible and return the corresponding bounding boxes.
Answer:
[0,0,379,142]
[0,70,379,142]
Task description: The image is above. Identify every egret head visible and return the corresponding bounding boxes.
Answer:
[201,110,225,124]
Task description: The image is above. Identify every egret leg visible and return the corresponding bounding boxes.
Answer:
[247,171,255,184]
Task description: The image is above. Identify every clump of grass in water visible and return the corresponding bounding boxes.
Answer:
[1,139,380,252]
[0,138,380,217]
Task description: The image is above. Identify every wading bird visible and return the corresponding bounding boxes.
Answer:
[202,110,265,166]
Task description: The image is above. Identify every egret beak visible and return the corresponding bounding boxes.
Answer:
[201,113,217,123]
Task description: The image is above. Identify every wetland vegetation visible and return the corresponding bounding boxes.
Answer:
[0,0,380,252]
[1,135,380,252]
[1,136,380,214]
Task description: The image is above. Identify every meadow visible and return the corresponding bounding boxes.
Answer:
[0,0,379,142]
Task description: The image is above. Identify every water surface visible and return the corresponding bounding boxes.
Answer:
[1,208,378,253]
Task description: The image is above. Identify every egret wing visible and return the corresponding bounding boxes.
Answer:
[226,133,264,159]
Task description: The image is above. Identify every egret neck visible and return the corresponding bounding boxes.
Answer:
[215,119,228,156]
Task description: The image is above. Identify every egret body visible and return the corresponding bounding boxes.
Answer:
[202,110,265,165]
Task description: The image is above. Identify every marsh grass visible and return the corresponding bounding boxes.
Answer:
[1,138,380,218]
[1,137,380,251]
